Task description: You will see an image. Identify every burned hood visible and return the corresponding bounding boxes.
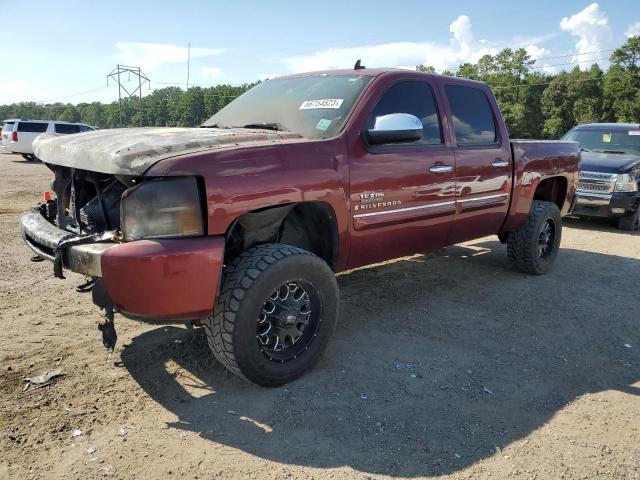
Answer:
[33,127,303,175]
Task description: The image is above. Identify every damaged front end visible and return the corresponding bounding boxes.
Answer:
[21,163,225,354]
[21,166,139,350]
[34,167,135,276]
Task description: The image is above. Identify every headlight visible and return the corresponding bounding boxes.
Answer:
[121,177,204,241]
[615,171,639,192]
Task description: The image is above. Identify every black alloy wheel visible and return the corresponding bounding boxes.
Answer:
[257,281,322,362]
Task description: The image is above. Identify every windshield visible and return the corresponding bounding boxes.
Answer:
[2,122,15,132]
[203,74,373,140]
[563,127,640,156]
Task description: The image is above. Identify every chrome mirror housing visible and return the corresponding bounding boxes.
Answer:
[366,113,423,145]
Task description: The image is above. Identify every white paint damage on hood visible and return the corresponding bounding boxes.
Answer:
[33,127,302,175]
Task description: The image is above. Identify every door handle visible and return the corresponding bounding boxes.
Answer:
[429,165,453,174]
[492,159,510,168]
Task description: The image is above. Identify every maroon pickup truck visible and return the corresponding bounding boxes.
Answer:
[21,67,580,386]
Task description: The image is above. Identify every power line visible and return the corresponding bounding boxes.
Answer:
[532,49,613,63]
[490,71,640,91]
[425,55,612,76]
[418,49,615,74]
[530,56,610,70]
[153,80,251,87]
[26,82,243,106]
[39,85,116,104]
[492,76,600,91]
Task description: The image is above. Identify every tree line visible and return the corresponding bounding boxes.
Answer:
[0,83,257,131]
[1,37,638,139]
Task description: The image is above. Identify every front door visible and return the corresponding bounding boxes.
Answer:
[347,79,456,269]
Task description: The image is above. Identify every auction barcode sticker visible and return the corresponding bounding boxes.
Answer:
[629,130,640,136]
[299,99,344,109]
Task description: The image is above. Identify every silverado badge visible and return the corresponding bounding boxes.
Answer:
[354,191,401,212]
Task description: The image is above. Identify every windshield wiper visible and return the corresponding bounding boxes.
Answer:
[580,147,592,152]
[240,122,288,132]
[593,149,627,155]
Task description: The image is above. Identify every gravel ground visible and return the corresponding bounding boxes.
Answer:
[0,152,638,480]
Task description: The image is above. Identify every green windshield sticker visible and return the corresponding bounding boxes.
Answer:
[316,118,332,131]
[602,133,612,143]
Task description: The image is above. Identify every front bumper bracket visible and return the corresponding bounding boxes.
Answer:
[20,209,117,278]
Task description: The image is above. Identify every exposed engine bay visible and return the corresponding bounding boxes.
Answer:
[43,164,138,236]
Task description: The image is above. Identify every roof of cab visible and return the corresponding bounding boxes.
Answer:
[275,68,486,85]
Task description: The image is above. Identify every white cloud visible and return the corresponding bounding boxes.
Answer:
[281,15,558,75]
[523,44,557,74]
[283,15,507,73]
[625,21,640,38]
[450,15,474,59]
[560,3,611,69]
[524,45,550,61]
[114,42,228,71]
[201,66,224,80]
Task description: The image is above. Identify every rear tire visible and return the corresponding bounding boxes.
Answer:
[618,209,640,231]
[204,243,339,386]
[507,200,562,275]
[22,154,36,161]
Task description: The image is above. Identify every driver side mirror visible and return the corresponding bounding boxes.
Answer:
[365,113,423,145]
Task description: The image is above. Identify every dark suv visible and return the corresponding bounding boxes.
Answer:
[563,123,640,230]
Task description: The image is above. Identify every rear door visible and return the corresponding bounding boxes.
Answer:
[347,78,456,268]
[14,121,49,153]
[442,82,512,243]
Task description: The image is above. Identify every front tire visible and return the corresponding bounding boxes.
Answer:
[22,154,36,161]
[204,243,339,386]
[618,209,640,231]
[507,200,562,275]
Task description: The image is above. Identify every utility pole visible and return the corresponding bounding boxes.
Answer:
[106,64,150,127]
[186,42,191,91]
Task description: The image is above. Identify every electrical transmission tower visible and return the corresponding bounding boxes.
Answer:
[106,65,150,127]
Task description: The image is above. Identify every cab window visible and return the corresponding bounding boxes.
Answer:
[446,85,498,145]
[367,81,442,145]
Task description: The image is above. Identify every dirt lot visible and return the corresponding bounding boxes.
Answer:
[0,152,638,480]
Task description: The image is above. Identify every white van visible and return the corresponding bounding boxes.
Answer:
[1,119,96,161]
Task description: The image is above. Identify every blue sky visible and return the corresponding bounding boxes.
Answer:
[1,0,639,104]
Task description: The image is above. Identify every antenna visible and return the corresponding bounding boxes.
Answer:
[354,59,366,70]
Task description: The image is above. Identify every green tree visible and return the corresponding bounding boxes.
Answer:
[415,65,437,73]
[541,65,605,138]
[603,36,640,123]
[59,105,80,123]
